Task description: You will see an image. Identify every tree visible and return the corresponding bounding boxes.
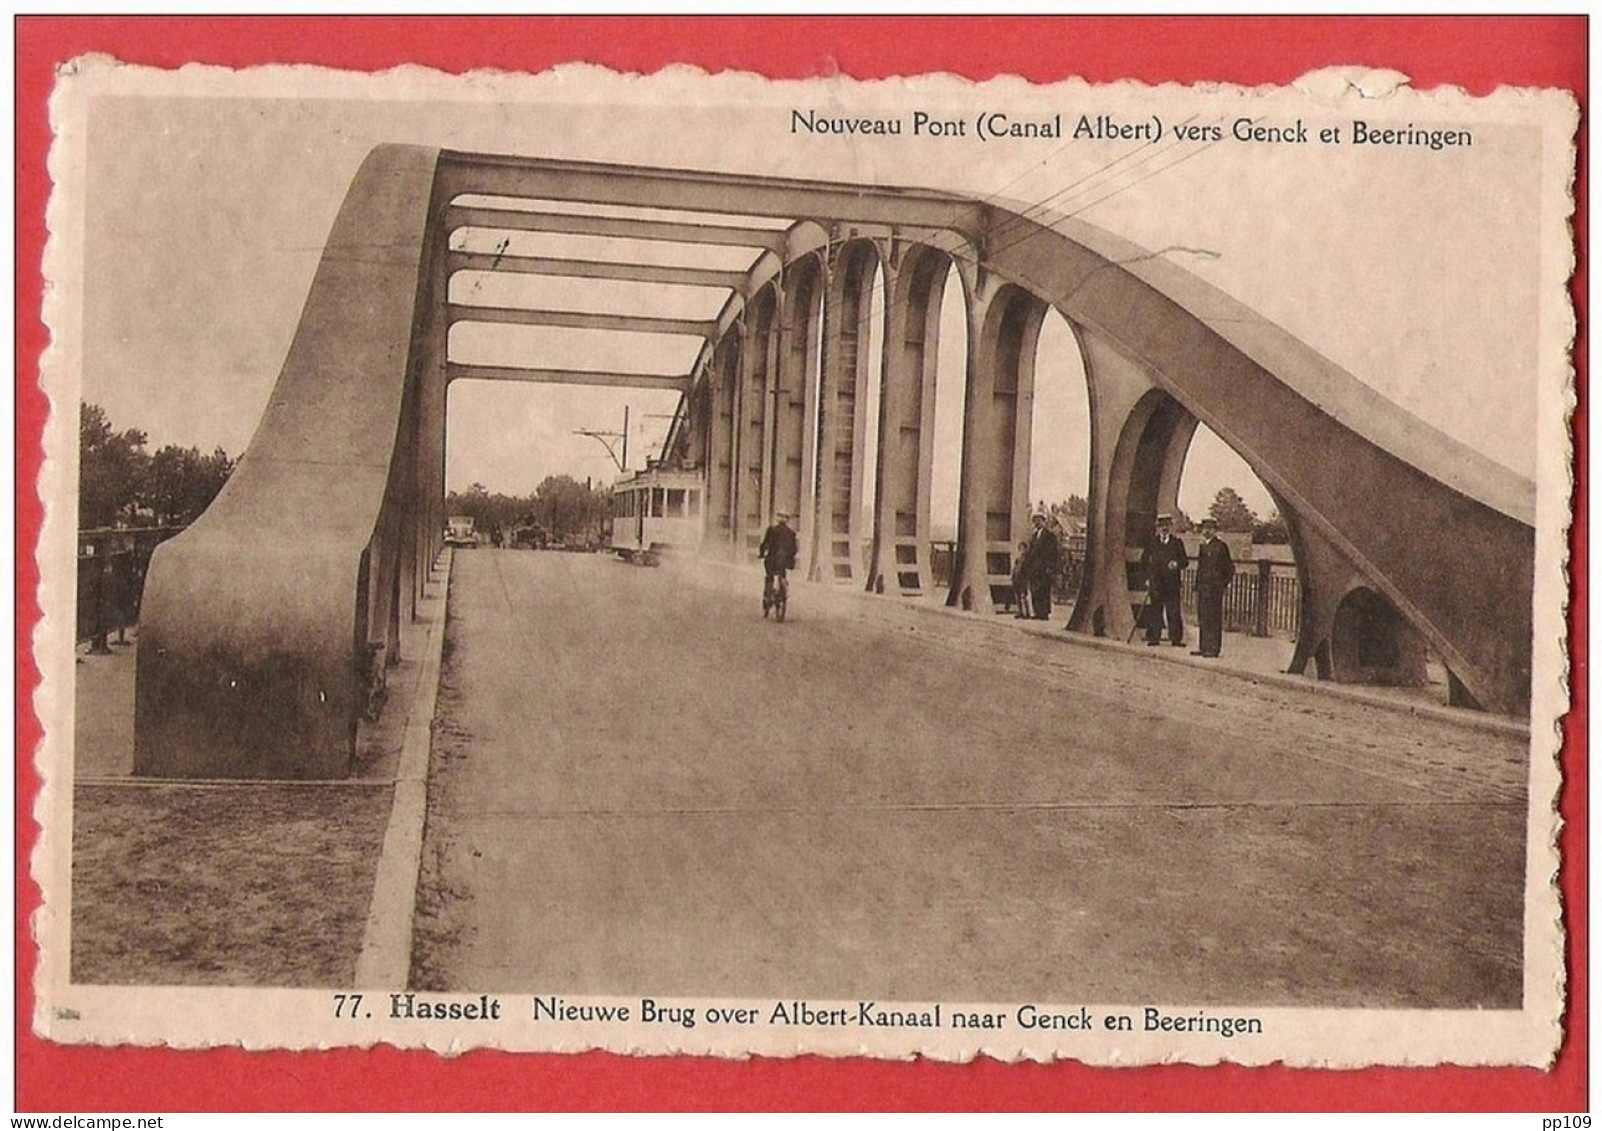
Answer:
[531,475,608,541]
[144,444,235,526]
[1253,509,1291,545]
[79,403,150,528]
[1208,487,1258,533]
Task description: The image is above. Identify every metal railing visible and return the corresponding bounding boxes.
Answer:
[77,526,185,651]
[1178,560,1300,638]
[930,540,1301,638]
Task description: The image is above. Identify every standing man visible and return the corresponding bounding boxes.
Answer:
[1141,513,1189,647]
[1191,517,1235,658]
[1024,512,1061,621]
[758,510,798,615]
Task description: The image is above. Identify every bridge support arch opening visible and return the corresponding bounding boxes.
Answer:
[1327,585,1430,688]
[1175,424,1306,653]
[868,244,953,599]
[1023,311,1093,611]
[1072,386,1199,641]
[949,281,1047,613]
[813,240,884,583]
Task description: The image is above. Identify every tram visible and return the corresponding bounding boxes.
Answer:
[609,466,705,565]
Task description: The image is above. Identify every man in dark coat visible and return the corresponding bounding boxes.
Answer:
[1023,512,1060,620]
[758,511,799,613]
[1141,513,1189,646]
[1191,517,1235,658]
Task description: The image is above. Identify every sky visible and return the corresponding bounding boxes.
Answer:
[66,63,1558,524]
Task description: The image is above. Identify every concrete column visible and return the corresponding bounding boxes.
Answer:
[949,270,1046,613]
[813,242,877,583]
[706,335,739,552]
[868,244,946,598]
[776,259,823,560]
[736,292,775,554]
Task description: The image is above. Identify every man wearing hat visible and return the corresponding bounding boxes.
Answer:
[1022,511,1061,621]
[1140,513,1189,647]
[1192,517,1236,658]
[758,510,799,615]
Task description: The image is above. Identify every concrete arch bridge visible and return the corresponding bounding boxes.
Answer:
[134,145,1534,778]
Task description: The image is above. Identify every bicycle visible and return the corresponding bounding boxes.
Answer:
[763,569,788,622]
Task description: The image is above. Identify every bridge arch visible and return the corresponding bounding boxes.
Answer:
[133,146,1535,779]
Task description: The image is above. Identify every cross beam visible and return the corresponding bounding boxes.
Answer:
[447,304,718,338]
[438,150,988,235]
[446,363,691,391]
[447,206,787,251]
[448,251,748,292]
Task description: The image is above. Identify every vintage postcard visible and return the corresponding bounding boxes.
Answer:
[31,57,1576,1068]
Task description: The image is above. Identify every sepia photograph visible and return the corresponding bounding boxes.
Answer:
[22,17,1580,1095]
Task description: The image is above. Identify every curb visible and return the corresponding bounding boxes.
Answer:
[354,549,452,990]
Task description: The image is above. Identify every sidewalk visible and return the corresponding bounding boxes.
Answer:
[699,555,1525,739]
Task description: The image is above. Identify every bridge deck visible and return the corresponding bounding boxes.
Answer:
[413,550,1527,1008]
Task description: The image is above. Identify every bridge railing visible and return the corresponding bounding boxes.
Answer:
[932,540,1300,638]
[76,526,185,651]
[1177,560,1300,639]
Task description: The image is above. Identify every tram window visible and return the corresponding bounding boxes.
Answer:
[687,490,700,518]
[651,488,665,518]
[666,489,686,518]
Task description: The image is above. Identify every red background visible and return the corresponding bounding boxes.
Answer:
[14,15,1588,1112]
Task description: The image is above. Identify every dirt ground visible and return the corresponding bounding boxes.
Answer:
[411,550,1527,1008]
[71,782,392,987]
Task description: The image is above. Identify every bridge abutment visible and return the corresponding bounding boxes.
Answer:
[135,144,446,779]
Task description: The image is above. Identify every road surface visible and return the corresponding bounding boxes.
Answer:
[411,549,1527,1008]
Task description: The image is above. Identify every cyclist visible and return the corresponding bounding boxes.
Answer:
[758,510,798,618]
